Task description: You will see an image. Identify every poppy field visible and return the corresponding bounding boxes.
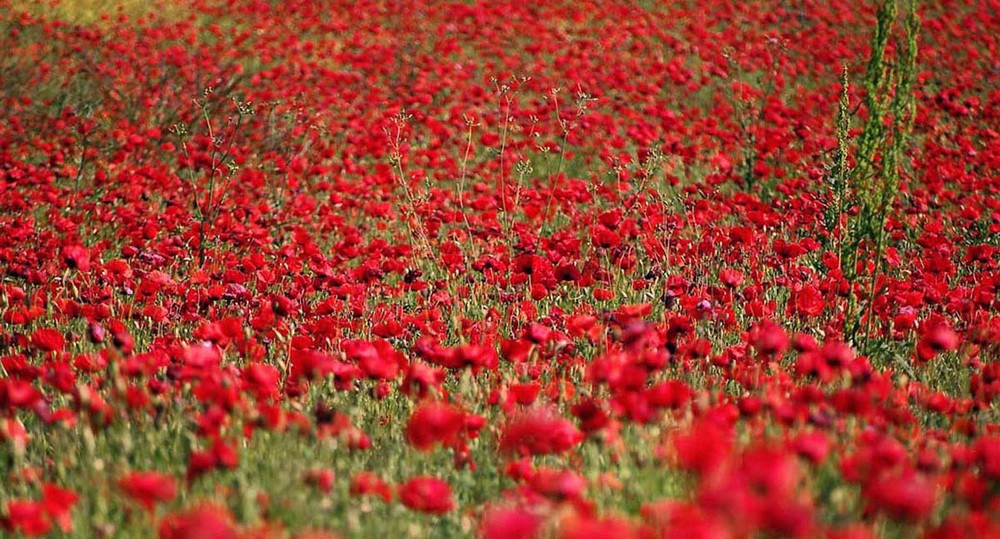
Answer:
[1,0,999,537]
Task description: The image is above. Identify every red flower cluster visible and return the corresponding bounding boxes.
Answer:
[0,0,998,536]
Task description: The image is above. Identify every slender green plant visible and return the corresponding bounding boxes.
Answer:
[829,0,921,349]
[171,89,254,267]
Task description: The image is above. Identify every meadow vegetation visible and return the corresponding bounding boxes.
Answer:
[1,0,998,537]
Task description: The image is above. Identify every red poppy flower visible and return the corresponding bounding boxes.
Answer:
[158,504,239,539]
[61,245,91,271]
[673,419,732,477]
[1,500,50,536]
[398,476,455,514]
[118,471,177,512]
[405,401,467,451]
[30,328,65,353]
[480,505,542,539]
[349,472,393,503]
[500,407,583,457]
[40,483,78,532]
[865,471,937,522]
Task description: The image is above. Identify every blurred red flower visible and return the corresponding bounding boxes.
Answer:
[158,504,239,539]
[480,505,542,539]
[500,407,583,457]
[405,401,467,451]
[398,476,455,514]
[119,471,177,512]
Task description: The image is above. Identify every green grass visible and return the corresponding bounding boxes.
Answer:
[11,0,188,25]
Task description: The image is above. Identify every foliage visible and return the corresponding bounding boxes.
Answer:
[0,0,998,538]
